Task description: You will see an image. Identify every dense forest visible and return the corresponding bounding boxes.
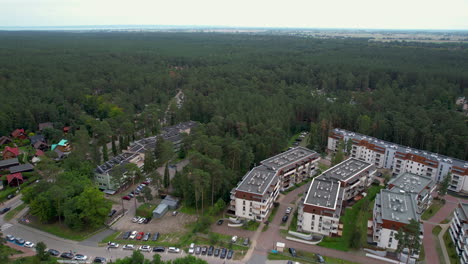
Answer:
[0,31,467,209]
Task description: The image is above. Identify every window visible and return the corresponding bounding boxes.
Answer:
[243,201,246,205]
[243,207,245,211]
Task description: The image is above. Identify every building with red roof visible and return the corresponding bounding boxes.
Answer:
[6,173,23,186]
[10,129,27,140]
[3,146,19,160]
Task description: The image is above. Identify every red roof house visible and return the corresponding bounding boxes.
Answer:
[3,146,19,160]
[63,126,71,133]
[11,129,27,140]
[35,149,45,156]
[6,173,23,186]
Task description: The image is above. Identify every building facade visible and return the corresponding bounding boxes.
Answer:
[328,128,468,194]
[449,202,468,264]
[298,178,344,236]
[230,147,320,221]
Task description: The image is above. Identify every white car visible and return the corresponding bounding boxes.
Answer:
[168,247,180,253]
[286,207,293,214]
[231,235,238,243]
[24,241,35,248]
[132,217,141,223]
[123,244,135,250]
[139,245,151,252]
[138,217,146,224]
[73,254,88,261]
[108,242,119,248]
[129,231,138,240]
[188,243,195,254]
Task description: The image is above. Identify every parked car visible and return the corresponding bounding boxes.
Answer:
[73,254,88,261]
[214,248,220,257]
[122,231,131,239]
[142,181,149,185]
[143,217,152,224]
[231,235,238,243]
[207,246,214,256]
[135,190,140,195]
[0,207,11,214]
[201,246,207,255]
[152,232,159,241]
[282,214,289,223]
[243,237,250,246]
[316,253,325,263]
[285,207,293,214]
[7,194,15,199]
[47,249,60,256]
[220,248,227,259]
[132,216,140,223]
[287,261,293,264]
[60,252,74,259]
[136,232,144,240]
[172,211,178,216]
[227,249,234,259]
[108,242,119,248]
[15,238,25,245]
[139,245,151,252]
[128,193,134,198]
[6,235,15,241]
[195,246,201,255]
[188,243,195,254]
[143,232,151,241]
[122,196,131,200]
[138,218,146,224]
[129,231,138,240]
[24,241,35,248]
[108,209,117,217]
[93,257,106,263]
[289,247,297,257]
[216,219,224,225]
[153,246,165,252]
[168,247,180,253]
[123,244,135,250]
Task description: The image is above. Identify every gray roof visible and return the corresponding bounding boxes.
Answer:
[304,177,342,210]
[161,121,198,143]
[0,158,20,168]
[29,135,46,145]
[235,165,278,195]
[9,163,34,174]
[332,128,468,170]
[261,146,318,170]
[318,158,372,183]
[388,172,434,194]
[153,203,169,214]
[376,189,419,224]
[161,199,178,208]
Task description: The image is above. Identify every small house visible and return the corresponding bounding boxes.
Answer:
[2,146,19,160]
[0,158,20,170]
[6,173,23,187]
[11,129,27,140]
[63,126,71,134]
[9,163,34,174]
[152,204,169,218]
[38,122,53,131]
[51,139,71,153]
[30,135,48,150]
[0,136,12,146]
[161,195,180,210]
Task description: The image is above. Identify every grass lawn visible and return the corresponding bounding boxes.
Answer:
[268,250,358,264]
[443,230,461,264]
[23,220,104,241]
[4,203,27,221]
[421,199,444,220]
[242,220,260,231]
[432,226,442,236]
[289,210,298,231]
[135,203,157,218]
[319,185,383,252]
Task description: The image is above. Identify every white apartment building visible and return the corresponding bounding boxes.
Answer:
[230,147,320,221]
[373,189,420,250]
[298,177,344,236]
[449,202,468,264]
[328,128,468,194]
[316,158,376,202]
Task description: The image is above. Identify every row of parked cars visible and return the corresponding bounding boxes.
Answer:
[112,243,180,253]
[6,235,35,248]
[121,230,160,241]
[46,248,106,263]
[131,216,152,224]
[188,243,234,259]
[122,181,150,200]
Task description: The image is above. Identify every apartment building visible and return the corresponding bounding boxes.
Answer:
[373,189,420,250]
[230,147,320,221]
[328,128,468,194]
[316,158,376,201]
[449,202,468,264]
[298,177,344,236]
[387,172,436,214]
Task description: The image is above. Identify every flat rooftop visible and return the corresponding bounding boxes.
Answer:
[261,146,318,170]
[377,189,419,224]
[236,165,277,195]
[388,172,434,194]
[304,178,341,209]
[319,158,372,182]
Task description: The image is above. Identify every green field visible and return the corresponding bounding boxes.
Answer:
[421,199,444,220]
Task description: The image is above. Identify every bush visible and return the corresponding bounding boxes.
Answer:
[192,216,212,233]
[135,204,157,218]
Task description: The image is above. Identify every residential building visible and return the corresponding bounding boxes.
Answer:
[449,202,468,264]
[0,136,12,146]
[10,129,27,140]
[372,189,420,250]
[160,121,198,151]
[387,172,436,214]
[9,163,34,174]
[316,158,376,201]
[38,122,53,131]
[0,158,20,170]
[51,139,72,153]
[298,177,344,236]
[29,135,48,151]
[328,128,468,194]
[6,173,24,187]
[2,146,19,160]
[230,147,320,221]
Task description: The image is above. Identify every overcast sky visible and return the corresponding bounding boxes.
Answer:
[1,0,468,29]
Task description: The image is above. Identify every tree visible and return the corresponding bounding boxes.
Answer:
[73,187,112,229]
[331,148,344,166]
[35,241,49,261]
[102,143,109,162]
[143,151,156,174]
[163,163,170,188]
[346,139,353,155]
[142,186,153,202]
[395,219,422,264]
[154,136,174,166]
[438,172,451,198]
[111,135,118,156]
[119,135,124,151]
